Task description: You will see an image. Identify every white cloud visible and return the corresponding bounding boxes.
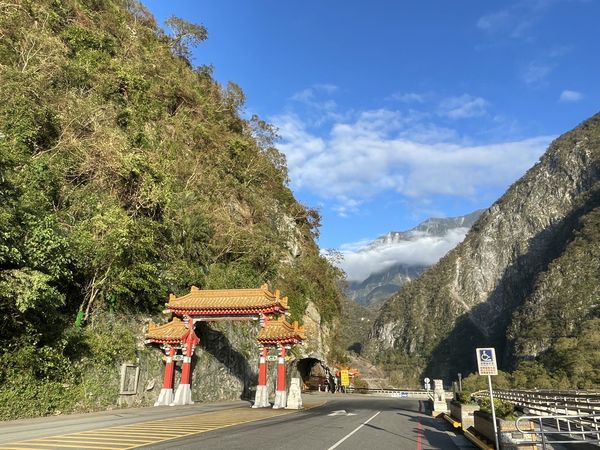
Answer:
[290,84,338,103]
[438,95,489,119]
[273,110,552,212]
[389,92,427,103]
[559,90,583,102]
[477,0,557,40]
[520,61,553,86]
[287,84,345,126]
[477,11,512,33]
[339,228,470,281]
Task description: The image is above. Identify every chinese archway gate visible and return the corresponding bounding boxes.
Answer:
[145,285,305,408]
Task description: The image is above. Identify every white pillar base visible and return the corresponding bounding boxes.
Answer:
[154,388,174,406]
[252,385,270,408]
[170,384,194,406]
[285,378,303,409]
[273,390,287,409]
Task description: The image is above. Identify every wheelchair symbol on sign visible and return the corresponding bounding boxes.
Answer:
[480,350,492,361]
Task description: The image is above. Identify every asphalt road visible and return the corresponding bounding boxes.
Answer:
[0,394,476,450]
[144,395,475,450]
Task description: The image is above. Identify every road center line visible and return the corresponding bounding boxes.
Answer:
[327,411,381,450]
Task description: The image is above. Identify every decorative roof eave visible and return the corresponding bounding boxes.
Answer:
[145,317,187,345]
[257,316,306,344]
[257,337,304,345]
[167,306,288,317]
[165,284,290,318]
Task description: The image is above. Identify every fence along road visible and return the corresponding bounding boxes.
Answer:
[477,388,600,447]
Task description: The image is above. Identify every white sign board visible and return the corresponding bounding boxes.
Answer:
[476,347,498,376]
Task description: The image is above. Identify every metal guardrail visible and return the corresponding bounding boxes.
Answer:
[344,387,453,400]
[475,389,600,416]
[516,413,600,448]
[474,389,600,447]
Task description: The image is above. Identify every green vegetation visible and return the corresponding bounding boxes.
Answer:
[0,0,344,418]
[478,397,516,420]
[352,377,369,390]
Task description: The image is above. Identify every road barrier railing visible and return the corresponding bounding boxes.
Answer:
[515,413,600,448]
[475,389,600,447]
[344,387,453,400]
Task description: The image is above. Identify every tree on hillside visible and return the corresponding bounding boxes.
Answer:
[165,16,207,61]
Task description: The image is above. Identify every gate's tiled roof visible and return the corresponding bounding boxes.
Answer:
[145,317,187,344]
[257,316,305,345]
[166,285,289,317]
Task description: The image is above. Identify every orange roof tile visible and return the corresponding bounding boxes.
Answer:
[257,316,306,344]
[145,317,187,344]
[167,284,289,316]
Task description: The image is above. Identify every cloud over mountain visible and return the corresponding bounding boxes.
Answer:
[339,227,470,282]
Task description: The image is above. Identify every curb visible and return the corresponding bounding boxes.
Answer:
[441,413,461,428]
[438,414,494,450]
[463,428,495,450]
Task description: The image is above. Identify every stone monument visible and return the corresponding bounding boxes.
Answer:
[432,379,448,416]
[285,378,303,409]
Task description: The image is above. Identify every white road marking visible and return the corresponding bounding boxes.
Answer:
[327,410,356,416]
[327,411,381,450]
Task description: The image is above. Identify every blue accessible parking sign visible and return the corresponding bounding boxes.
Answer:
[476,347,498,376]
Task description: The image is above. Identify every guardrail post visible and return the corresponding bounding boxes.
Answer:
[577,407,584,440]
[538,417,547,450]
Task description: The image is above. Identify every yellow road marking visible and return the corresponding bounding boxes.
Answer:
[75,434,157,440]
[77,432,179,439]
[0,448,55,450]
[9,443,118,449]
[37,436,150,443]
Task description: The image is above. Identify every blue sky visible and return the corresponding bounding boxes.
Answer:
[142,0,599,265]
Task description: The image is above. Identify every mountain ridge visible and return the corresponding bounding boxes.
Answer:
[369,112,600,386]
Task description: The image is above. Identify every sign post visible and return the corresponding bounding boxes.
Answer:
[476,348,499,450]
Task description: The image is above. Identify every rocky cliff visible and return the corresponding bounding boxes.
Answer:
[370,113,600,383]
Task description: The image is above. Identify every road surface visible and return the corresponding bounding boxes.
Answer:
[0,394,475,449]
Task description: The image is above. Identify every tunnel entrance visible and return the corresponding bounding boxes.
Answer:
[296,357,334,391]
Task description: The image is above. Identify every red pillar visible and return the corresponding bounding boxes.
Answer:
[163,346,176,389]
[180,330,196,385]
[273,345,287,408]
[258,346,268,386]
[277,346,287,392]
[172,323,199,405]
[154,345,178,406]
[253,345,270,408]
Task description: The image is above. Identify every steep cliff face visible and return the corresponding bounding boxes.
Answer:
[370,113,600,382]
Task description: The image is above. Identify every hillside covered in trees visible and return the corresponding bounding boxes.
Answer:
[0,0,344,418]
